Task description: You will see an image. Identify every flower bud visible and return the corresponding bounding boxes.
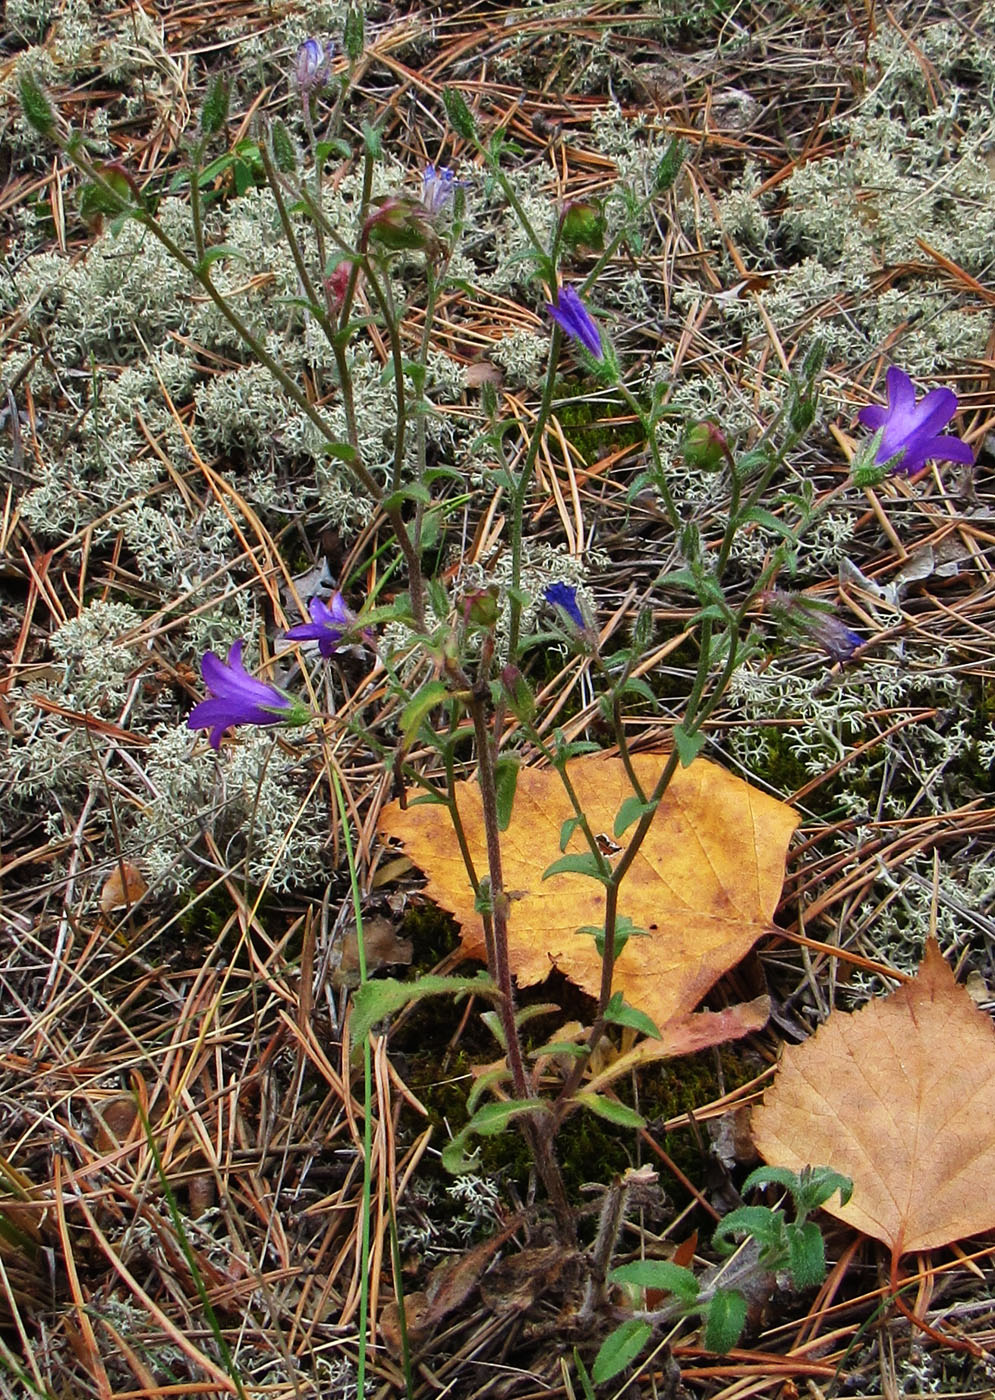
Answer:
[682,420,729,472]
[559,199,605,254]
[295,38,333,93]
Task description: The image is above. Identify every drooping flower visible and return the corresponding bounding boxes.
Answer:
[295,37,334,93]
[544,582,586,630]
[421,164,463,215]
[285,593,354,657]
[545,285,603,361]
[764,591,862,662]
[187,641,308,749]
[857,367,973,477]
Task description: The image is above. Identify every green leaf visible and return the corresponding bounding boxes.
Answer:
[701,1288,747,1354]
[738,506,798,542]
[321,439,359,463]
[399,681,451,746]
[494,755,520,832]
[479,1008,504,1046]
[613,795,656,839]
[423,465,466,485]
[362,121,382,160]
[350,972,495,1052]
[200,74,230,136]
[552,736,602,762]
[559,816,581,852]
[786,1221,827,1290]
[442,87,478,141]
[577,916,647,959]
[440,1130,479,1174]
[575,1092,646,1129]
[604,992,661,1039]
[741,1164,800,1196]
[610,1260,699,1304]
[618,674,657,707]
[466,1065,511,1113]
[652,137,685,192]
[467,1099,542,1137]
[673,724,705,767]
[572,1348,597,1400]
[406,791,447,808]
[713,1206,786,1257]
[315,138,353,166]
[383,481,432,511]
[542,853,610,885]
[591,1319,652,1384]
[529,1040,588,1060]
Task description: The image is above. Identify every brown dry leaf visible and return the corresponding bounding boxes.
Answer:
[583,995,771,1094]
[99,860,148,914]
[380,753,798,1033]
[753,940,995,1255]
[332,916,413,989]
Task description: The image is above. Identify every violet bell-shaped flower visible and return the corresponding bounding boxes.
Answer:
[187,641,310,749]
[546,285,603,361]
[857,367,972,477]
[295,37,334,93]
[544,582,586,630]
[285,593,354,658]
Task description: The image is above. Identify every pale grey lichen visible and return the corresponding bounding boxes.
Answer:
[136,722,328,892]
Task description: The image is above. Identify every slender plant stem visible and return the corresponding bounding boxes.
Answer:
[329,762,375,1398]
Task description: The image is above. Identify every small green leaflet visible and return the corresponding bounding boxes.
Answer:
[592,1319,652,1384]
[604,991,661,1039]
[575,1092,646,1129]
[542,852,610,885]
[673,724,705,767]
[494,755,520,832]
[613,795,656,838]
[609,1259,699,1305]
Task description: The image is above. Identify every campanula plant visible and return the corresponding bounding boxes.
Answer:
[19,32,972,1298]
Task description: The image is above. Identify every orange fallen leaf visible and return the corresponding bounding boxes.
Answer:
[752,940,995,1255]
[380,753,799,1033]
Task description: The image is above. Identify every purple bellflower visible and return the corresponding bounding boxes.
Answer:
[285,593,354,658]
[187,641,308,749]
[546,285,603,361]
[857,367,973,477]
[295,38,334,93]
[544,582,586,630]
[421,164,462,215]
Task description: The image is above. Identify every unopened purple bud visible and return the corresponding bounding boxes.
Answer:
[295,38,334,93]
[764,591,862,662]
